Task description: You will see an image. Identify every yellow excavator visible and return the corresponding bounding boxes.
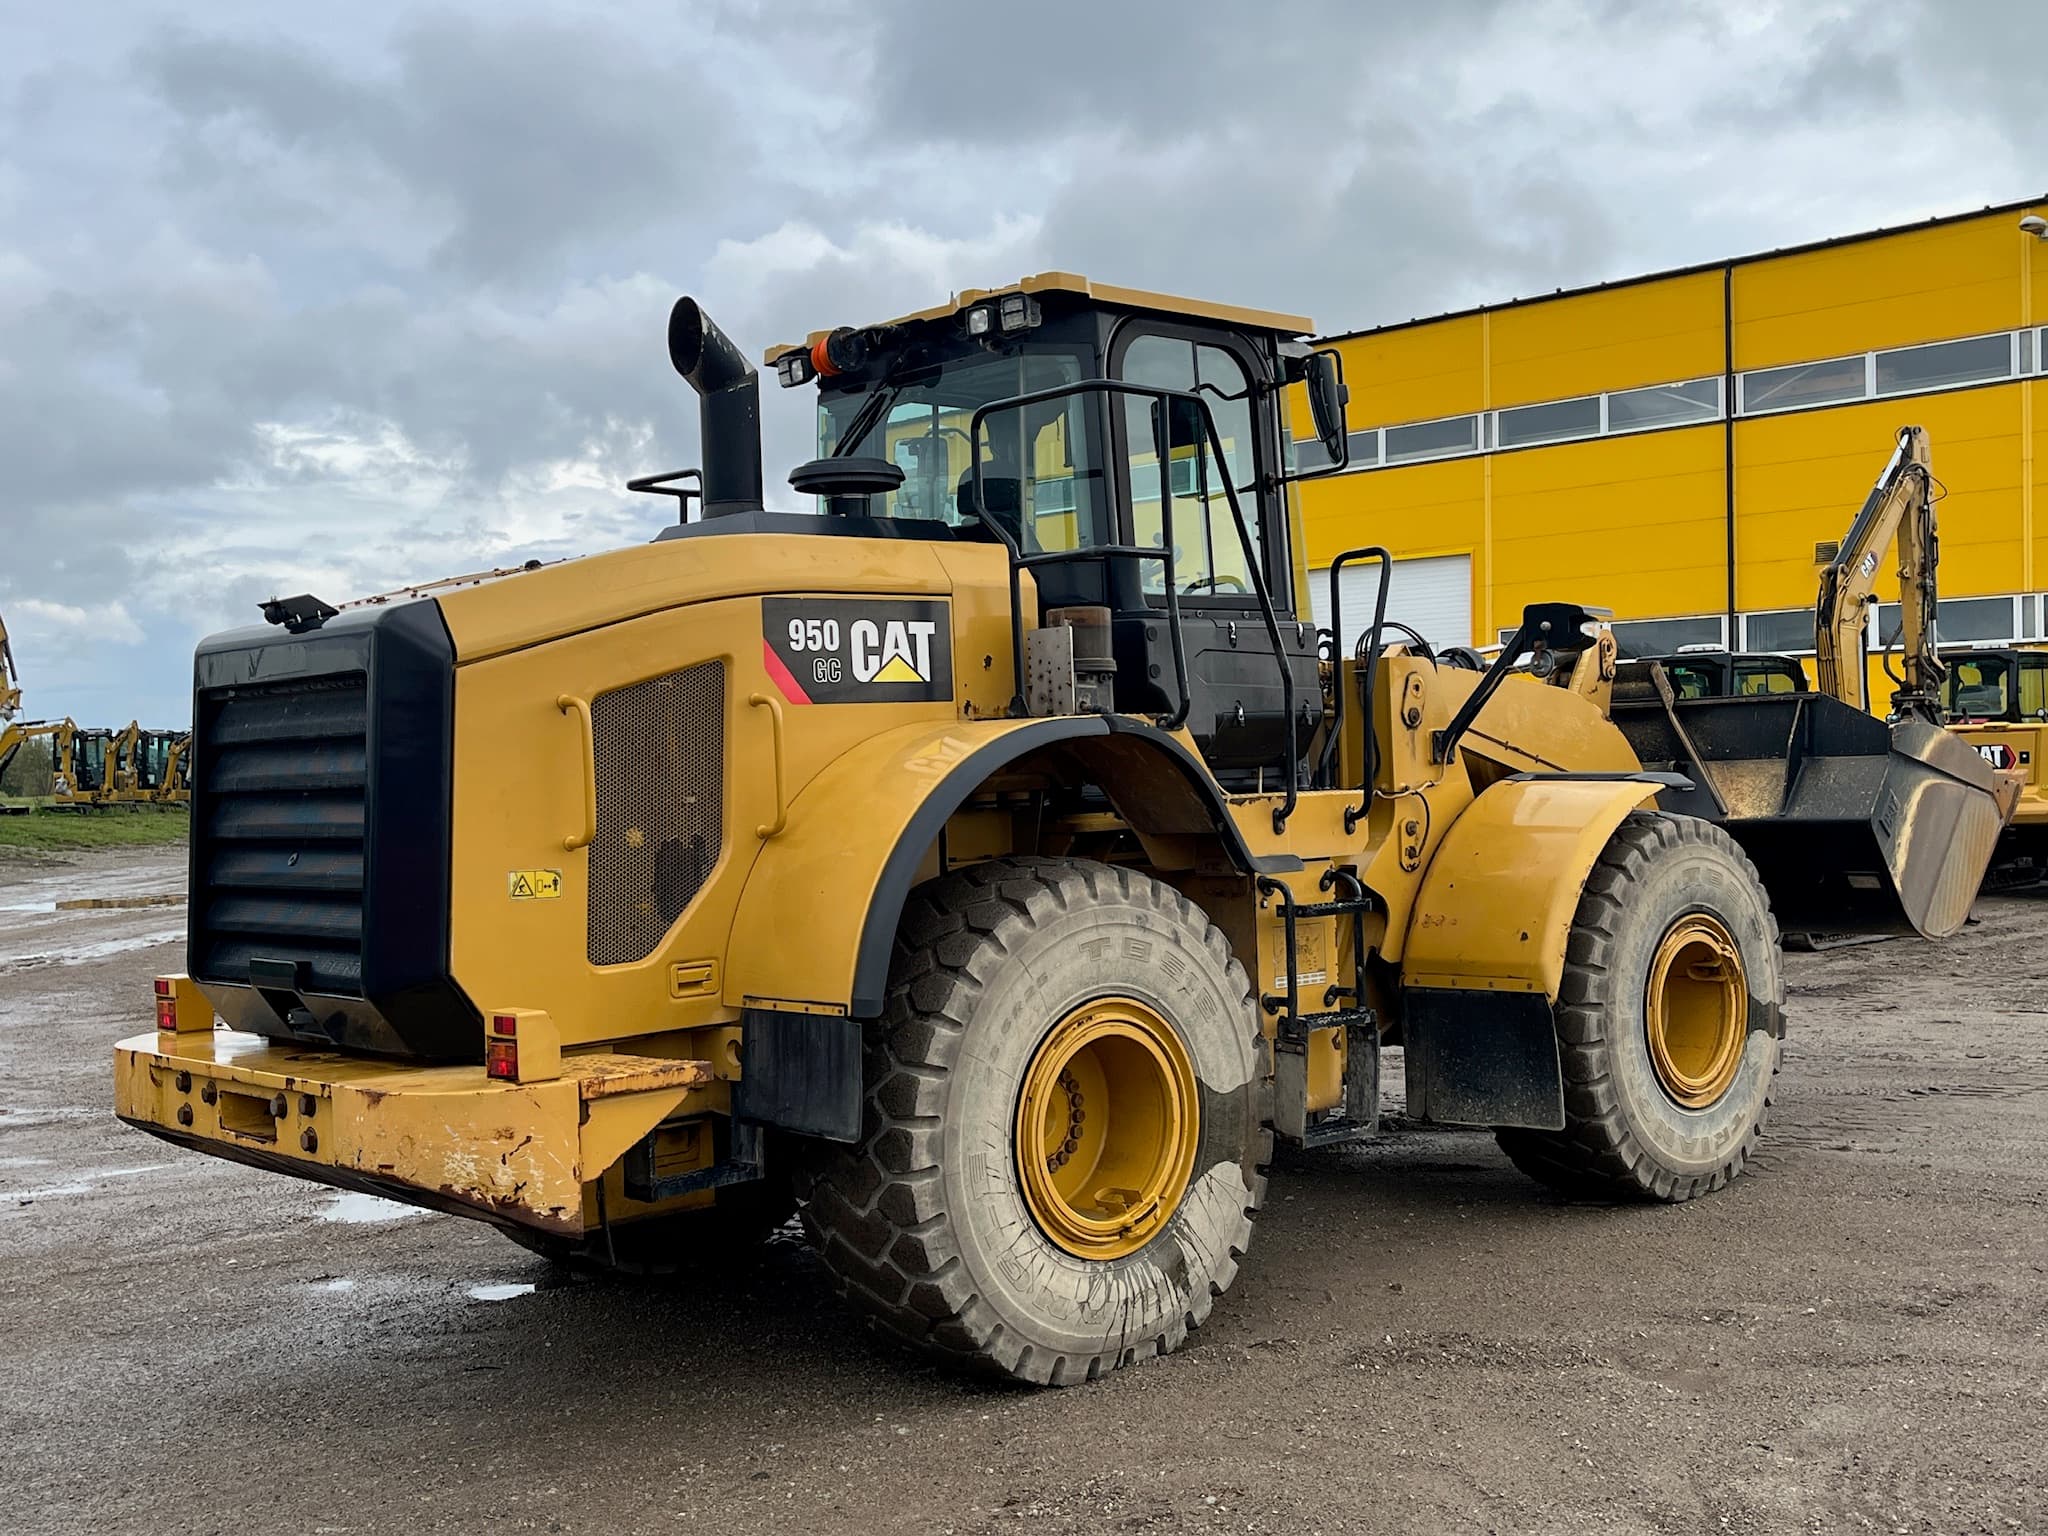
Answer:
[0,607,20,726]
[114,276,2013,1385]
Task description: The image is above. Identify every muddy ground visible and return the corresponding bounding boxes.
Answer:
[1,845,2043,1535]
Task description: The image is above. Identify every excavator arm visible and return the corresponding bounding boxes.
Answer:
[0,607,21,724]
[1814,425,1942,721]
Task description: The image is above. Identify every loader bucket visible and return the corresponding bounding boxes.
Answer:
[1609,684,2018,939]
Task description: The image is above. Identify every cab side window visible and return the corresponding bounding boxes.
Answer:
[1118,334,1263,598]
[2020,660,2048,719]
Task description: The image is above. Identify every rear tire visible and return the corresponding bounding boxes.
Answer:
[797,856,1271,1385]
[1496,812,1784,1202]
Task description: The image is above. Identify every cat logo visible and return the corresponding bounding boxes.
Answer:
[1976,742,2020,771]
[762,597,953,704]
[852,619,938,684]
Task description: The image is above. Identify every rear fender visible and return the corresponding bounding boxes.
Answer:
[723,715,1280,1021]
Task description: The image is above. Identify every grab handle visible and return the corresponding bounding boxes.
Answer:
[557,694,596,851]
[748,692,788,838]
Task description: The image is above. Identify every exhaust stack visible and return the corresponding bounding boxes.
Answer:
[667,297,764,517]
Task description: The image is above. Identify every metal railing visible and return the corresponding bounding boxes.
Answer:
[966,378,1302,829]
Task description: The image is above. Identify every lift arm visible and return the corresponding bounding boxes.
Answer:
[1814,425,1942,723]
[0,608,20,724]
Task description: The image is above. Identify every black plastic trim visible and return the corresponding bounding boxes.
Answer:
[189,597,479,1061]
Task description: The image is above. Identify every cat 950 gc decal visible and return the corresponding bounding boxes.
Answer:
[762,597,954,704]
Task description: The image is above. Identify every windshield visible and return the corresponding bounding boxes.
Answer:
[816,348,1108,551]
[1944,654,2016,719]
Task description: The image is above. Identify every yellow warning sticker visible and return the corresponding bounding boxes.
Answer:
[508,869,563,900]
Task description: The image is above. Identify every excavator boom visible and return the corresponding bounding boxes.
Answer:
[1814,425,1942,720]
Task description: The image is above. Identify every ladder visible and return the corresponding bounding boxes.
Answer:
[1256,871,1380,1148]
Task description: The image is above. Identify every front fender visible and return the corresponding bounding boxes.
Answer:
[1400,776,1666,1000]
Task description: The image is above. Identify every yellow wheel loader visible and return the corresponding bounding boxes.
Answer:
[115,277,2012,1384]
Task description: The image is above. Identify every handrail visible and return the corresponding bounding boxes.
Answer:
[556,694,597,852]
[747,691,788,838]
[967,378,1195,729]
[1316,546,1391,804]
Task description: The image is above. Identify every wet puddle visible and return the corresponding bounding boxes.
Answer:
[466,1282,538,1302]
[319,1192,429,1224]
[0,928,185,972]
[2,1163,172,1203]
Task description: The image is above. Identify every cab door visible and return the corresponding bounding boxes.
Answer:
[1105,322,1318,778]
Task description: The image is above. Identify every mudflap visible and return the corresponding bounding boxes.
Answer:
[1402,988,1565,1131]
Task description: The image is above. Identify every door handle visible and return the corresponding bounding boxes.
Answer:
[557,694,596,851]
[748,692,788,838]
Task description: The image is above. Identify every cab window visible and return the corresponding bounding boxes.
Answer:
[1736,662,1803,695]
[1117,334,1262,598]
[2020,658,2048,720]
[1946,657,2012,719]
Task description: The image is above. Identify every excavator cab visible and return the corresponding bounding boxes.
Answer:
[1941,649,2048,724]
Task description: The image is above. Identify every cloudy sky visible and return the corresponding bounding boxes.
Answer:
[1,0,2040,726]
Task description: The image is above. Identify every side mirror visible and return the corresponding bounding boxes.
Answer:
[1305,350,1349,467]
[1280,346,1350,480]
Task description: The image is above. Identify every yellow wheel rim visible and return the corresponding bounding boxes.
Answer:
[1015,996,1200,1260]
[1645,914,1749,1109]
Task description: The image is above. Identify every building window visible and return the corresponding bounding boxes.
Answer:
[1874,333,2012,396]
[2020,329,2036,376]
[1384,414,1479,465]
[1874,595,2023,646]
[1741,608,1814,654]
[1738,354,1867,414]
[1292,428,1379,471]
[1496,394,1602,449]
[1610,615,1727,658]
[1608,377,1721,431]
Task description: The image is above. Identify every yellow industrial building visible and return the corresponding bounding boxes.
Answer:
[1297,197,2048,681]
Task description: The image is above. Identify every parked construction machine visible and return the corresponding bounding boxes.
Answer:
[0,607,20,725]
[108,726,192,807]
[1611,426,2017,934]
[115,278,2013,1385]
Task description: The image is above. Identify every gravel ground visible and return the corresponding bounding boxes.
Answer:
[1,846,2044,1535]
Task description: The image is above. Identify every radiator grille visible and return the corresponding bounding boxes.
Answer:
[190,673,368,996]
[588,663,724,966]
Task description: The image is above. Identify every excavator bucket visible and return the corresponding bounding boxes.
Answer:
[1610,675,2018,939]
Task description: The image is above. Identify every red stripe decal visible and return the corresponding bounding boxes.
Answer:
[762,639,813,704]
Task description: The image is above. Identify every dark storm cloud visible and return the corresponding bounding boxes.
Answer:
[138,14,751,284]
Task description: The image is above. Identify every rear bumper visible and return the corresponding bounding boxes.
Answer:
[115,1030,712,1236]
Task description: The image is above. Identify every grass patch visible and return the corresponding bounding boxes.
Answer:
[0,802,190,852]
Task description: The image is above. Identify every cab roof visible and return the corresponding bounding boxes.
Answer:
[763,271,1314,364]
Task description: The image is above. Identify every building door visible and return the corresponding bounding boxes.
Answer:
[1309,552,1473,657]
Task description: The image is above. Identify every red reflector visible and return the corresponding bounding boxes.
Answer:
[491,1014,518,1037]
[155,998,177,1030]
[486,1038,518,1080]
[154,977,173,998]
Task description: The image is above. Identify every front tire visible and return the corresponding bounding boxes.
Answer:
[798,856,1271,1385]
[1496,812,1784,1201]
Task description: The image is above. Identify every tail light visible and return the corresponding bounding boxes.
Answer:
[483,1009,561,1084]
[153,974,214,1035]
